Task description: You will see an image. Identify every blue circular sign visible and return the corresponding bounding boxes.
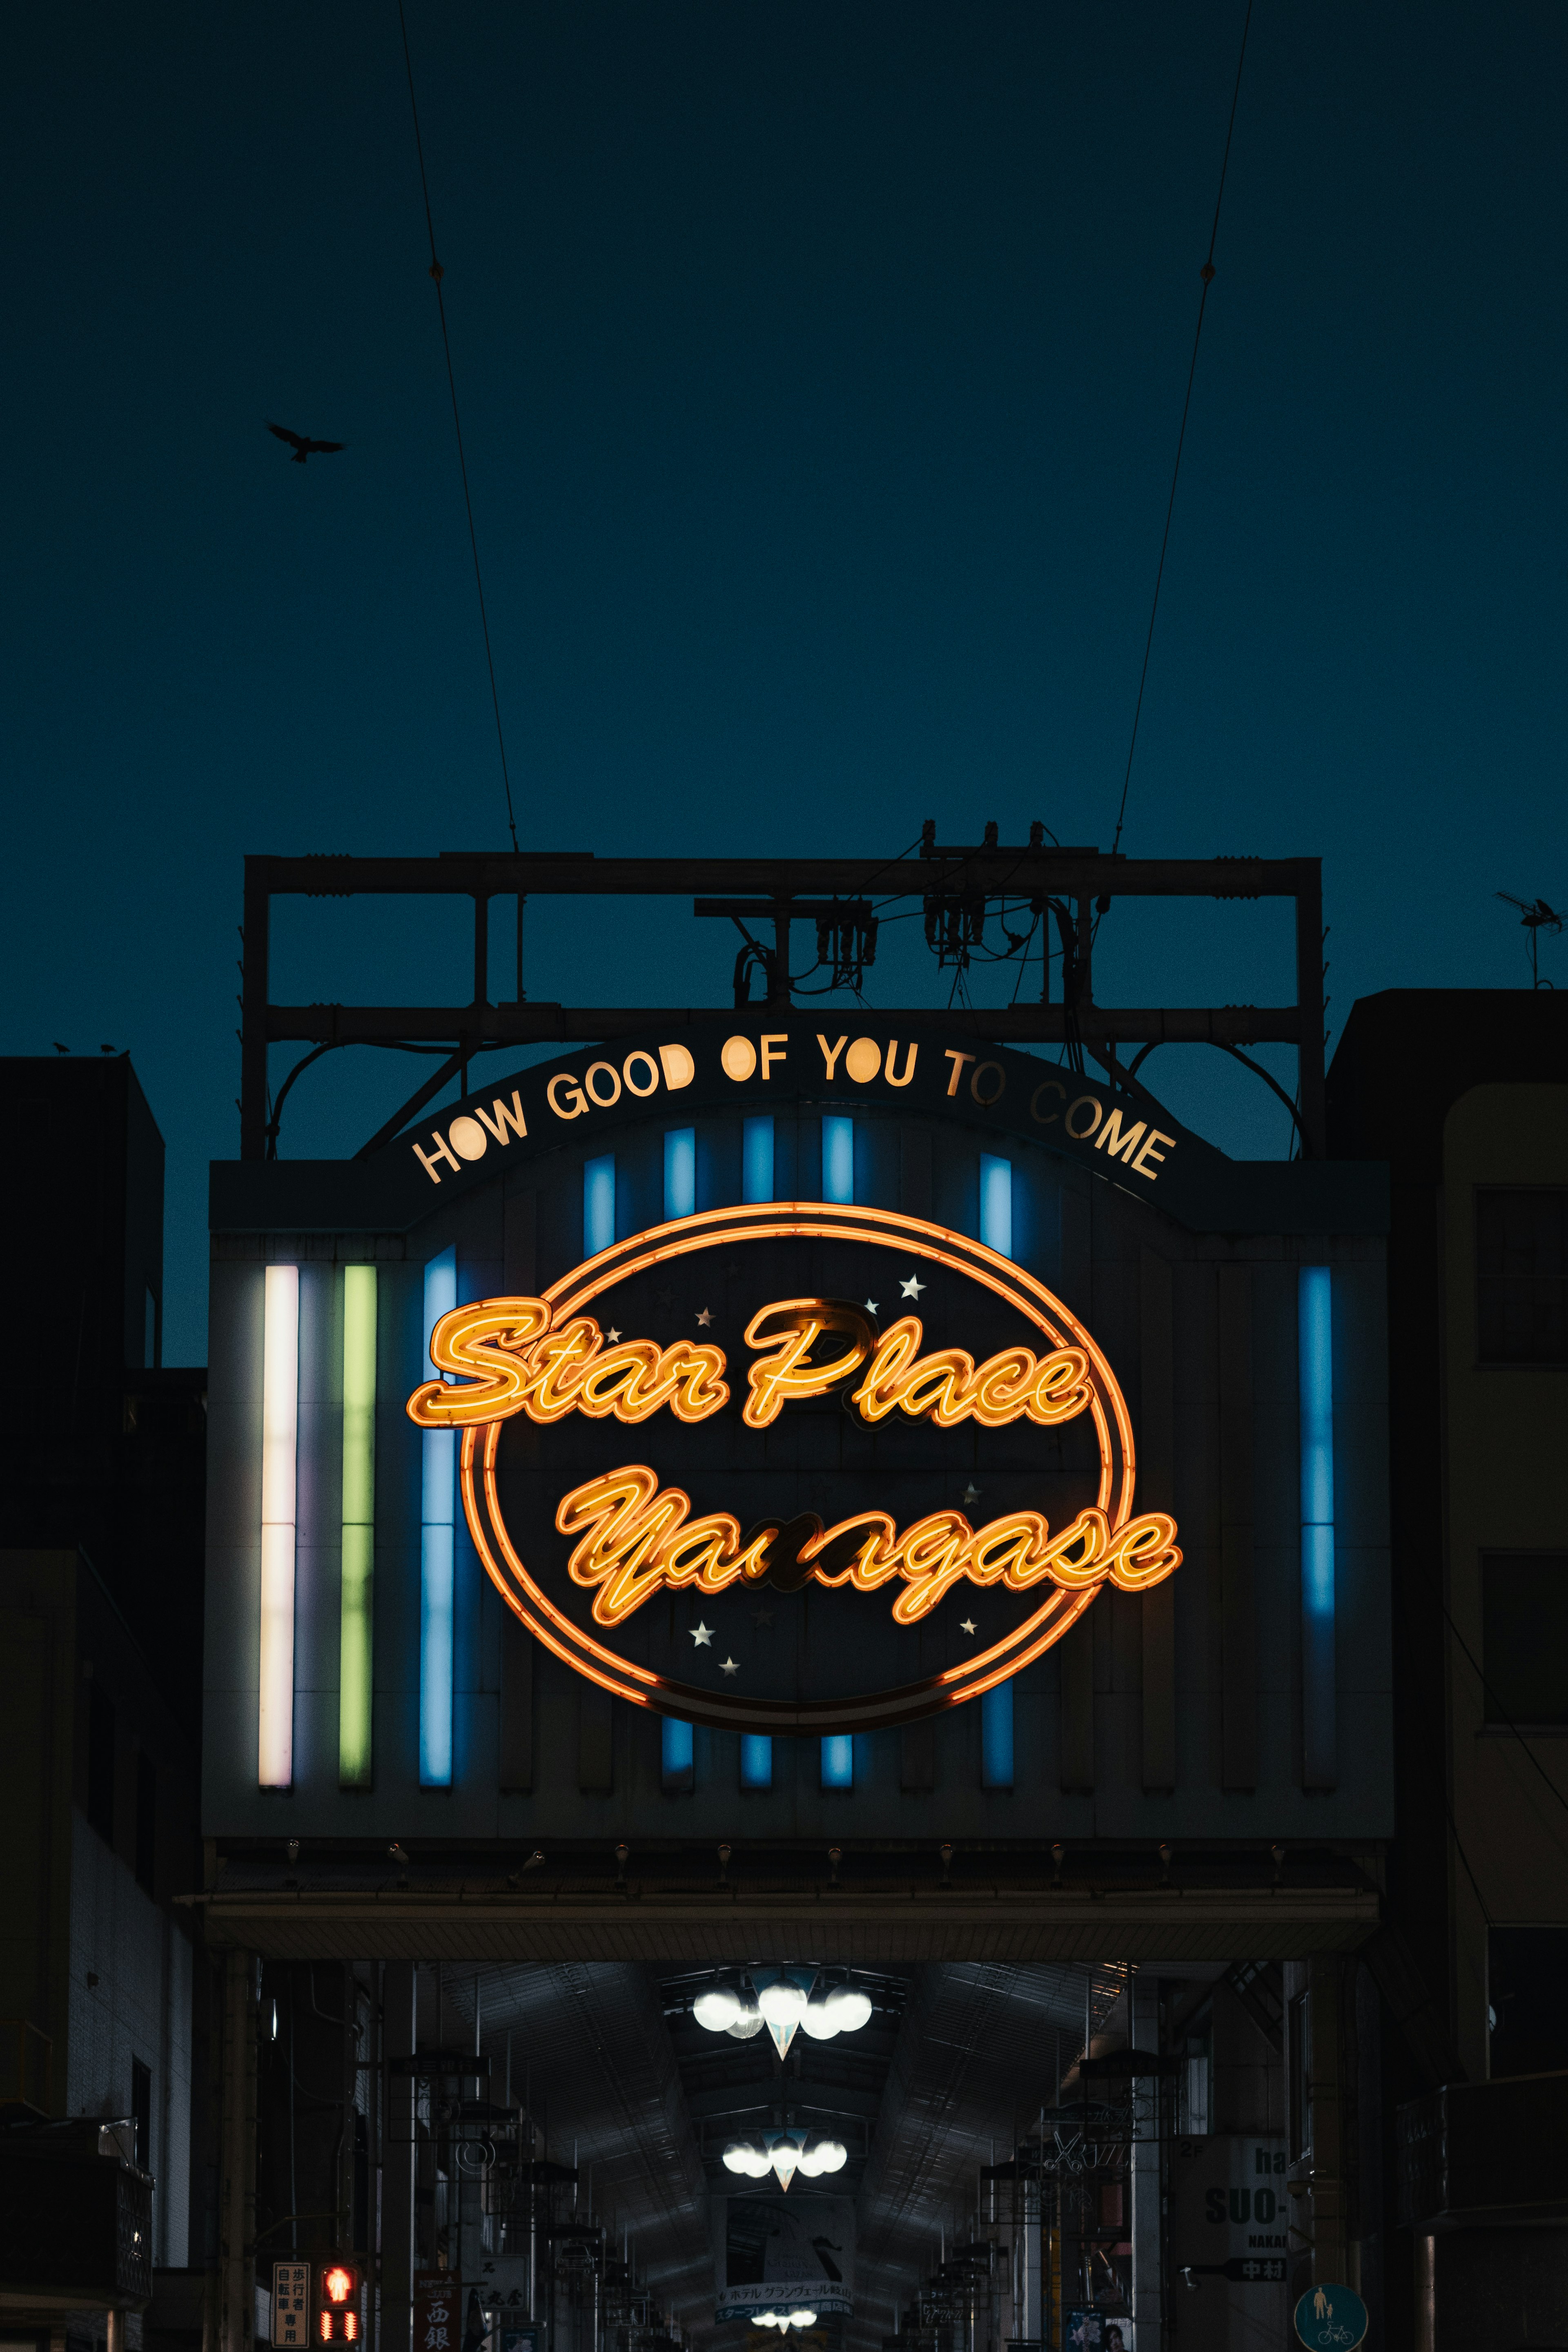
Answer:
[1294,2285,1369,2351]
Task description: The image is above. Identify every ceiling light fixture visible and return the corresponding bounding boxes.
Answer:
[721,2133,847,2190]
[693,1970,873,2056]
[756,1973,811,2058]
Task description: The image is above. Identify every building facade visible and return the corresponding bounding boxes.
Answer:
[1329,989,1568,2352]
[200,1005,1394,2352]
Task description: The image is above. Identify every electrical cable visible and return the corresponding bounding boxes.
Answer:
[396,0,520,855]
[1110,0,1254,860]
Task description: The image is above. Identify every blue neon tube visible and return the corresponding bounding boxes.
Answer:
[822,1117,853,1205]
[1299,1265,1336,1786]
[664,1129,695,1220]
[584,1154,616,1255]
[980,1154,1013,1260]
[742,1116,775,1205]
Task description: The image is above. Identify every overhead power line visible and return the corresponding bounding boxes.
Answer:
[1111,0,1254,858]
[396,0,520,855]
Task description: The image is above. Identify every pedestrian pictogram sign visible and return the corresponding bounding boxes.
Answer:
[1294,2284,1369,2350]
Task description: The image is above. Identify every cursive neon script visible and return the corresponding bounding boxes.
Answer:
[557,1463,1182,1627]
[407,1294,1094,1436]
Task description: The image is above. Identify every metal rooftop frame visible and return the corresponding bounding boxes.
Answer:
[237,845,1327,1161]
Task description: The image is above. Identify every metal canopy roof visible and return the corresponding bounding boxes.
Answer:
[436,1957,1173,2352]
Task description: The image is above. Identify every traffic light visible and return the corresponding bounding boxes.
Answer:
[319,2264,361,2342]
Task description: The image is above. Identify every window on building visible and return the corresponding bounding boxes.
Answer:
[1476,1189,1568,1363]
[1488,1927,1568,2078]
[134,1750,156,1893]
[740,1734,773,1791]
[1287,1991,1311,2158]
[584,1153,616,1256]
[821,1734,853,1788]
[130,2056,151,2172]
[87,1681,116,1846]
[1481,1554,1568,1724]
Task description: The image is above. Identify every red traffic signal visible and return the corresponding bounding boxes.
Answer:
[319,2266,361,2341]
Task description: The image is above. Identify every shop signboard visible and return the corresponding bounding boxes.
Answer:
[1169,2138,1291,2352]
[414,2272,461,2352]
[405,1199,1181,1735]
[711,2194,855,2322]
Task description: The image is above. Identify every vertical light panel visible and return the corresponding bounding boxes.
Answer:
[664,1129,696,1221]
[980,1153,1013,1259]
[821,1734,853,1788]
[982,1681,1015,1787]
[822,1116,854,1205]
[1299,1265,1337,1789]
[258,1264,299,1790]
[420,1247,457,1788]
[979,1155,1016,1771]
[742,1116,775,1205]
[740,1734,773,1790]
[661,1715,694,1791]
[655,1128,694,1782]
[584,1154,616,1255]
[339,1265,377,1788]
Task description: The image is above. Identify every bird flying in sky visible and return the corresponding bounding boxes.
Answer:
[267,422,345,464]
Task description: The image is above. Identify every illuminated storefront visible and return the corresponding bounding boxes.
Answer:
[205,1010,1390,1850]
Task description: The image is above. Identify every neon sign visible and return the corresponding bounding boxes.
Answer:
[404,1201,1180,1736]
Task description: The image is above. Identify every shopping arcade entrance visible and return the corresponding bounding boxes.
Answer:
[203,840,1393,2352]
[196,1863,1380,2352]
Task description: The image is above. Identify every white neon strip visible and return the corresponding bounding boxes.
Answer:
[258,1264,299,1788]
[420,1247,458,1787]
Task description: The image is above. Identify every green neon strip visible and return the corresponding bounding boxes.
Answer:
[339,1265,377,1786]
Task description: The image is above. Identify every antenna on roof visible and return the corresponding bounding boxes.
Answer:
[1496,891,1564,989]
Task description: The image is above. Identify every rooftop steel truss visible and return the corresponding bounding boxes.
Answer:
[236,845,1328,1162]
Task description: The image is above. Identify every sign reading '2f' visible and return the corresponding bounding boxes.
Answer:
[406,1202,1181,1737]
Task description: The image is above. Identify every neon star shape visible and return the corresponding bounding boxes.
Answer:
[962,1482,982,1506]
[696,1307,713,1327]
[960,1618,977,1635]
[689,1621,714,1647]
[719,1657,739,1676]
[900,1274,926,1298]
[606,1327,622,1343]
[864,1298,879,1313]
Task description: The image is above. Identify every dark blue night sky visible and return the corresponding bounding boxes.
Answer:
[4,2,1564,1359]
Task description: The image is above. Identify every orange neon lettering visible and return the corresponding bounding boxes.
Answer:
[742,1298,876,1426]
[409,1307,729,1432]
[405,1298,553,1428]
[851,1316,1092,1432]
[550,1468,1171,1627]
[1102,1511,1182,1591]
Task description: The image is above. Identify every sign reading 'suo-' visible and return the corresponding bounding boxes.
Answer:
[406,1202,1181,1735]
